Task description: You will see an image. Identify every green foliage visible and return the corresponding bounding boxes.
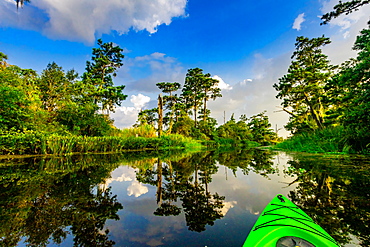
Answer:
[274,36,334,133]
[0,86,30,130]
[181,68,221,127]
[275,26,370,153]
[321,0,370,24]
[82,39,127,112]
[118,124,157,138]
[275,126,353,154]
[247,111,278,145]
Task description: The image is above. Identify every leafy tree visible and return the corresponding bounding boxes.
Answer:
[37,62,73,112]
[135,108,158,127]
[56,102,113,136]
[247,111,277,145]
[0,52,8,67]
[321,0,370,24]
[156,82,181,133]
[273,36,334,134]
[200,77,222,123]
[181,68,207,128]
[82,39,127,112]
[0,86,30,130]
[325,25,370,150]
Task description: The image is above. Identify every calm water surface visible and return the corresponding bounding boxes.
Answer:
[0,149,369,246]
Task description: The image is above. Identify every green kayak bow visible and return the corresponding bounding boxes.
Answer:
[243,194,339,247]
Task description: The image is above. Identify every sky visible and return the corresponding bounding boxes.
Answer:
[1,0,370,137]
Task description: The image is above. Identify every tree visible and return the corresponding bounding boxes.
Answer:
[156,82,181,133]
[325,25,370,150]
[82,39,127,112]
[200,77,222,123]
[247,111,277,145]
[0,86,30,130]
[273,36,334,134]
[0,52,8,67]
[182,68,205,127]
[321,0,370,25]
[182,68,219,128]
[37,62,73,112]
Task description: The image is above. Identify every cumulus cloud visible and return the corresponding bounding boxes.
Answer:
[293,13,305,31]
[220,201,237,216]
[131,93,151,109]
[127,180,149,197]
[0,0,188,43]
[212,75,233,90]
[111,93,151,128]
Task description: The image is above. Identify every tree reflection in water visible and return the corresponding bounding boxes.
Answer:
[283,155,370,247]
[0,155,123,247]
[1,150,369,247]
[135,149,277,233]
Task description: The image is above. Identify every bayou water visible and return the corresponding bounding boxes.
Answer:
[1,149,368,246]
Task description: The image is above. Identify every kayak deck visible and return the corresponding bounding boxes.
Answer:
[243,194,339,247]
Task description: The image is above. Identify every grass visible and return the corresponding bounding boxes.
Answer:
[274,126,353,154]
[0,129,203,155]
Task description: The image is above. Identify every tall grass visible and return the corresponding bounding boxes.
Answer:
[0,130,202,155]
[114,125,157,138]
[275,126,352,154]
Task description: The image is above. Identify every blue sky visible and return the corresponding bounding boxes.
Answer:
[1,0,370,136]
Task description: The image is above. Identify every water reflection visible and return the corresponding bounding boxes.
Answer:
[282,154,370,247]
[0,155,124,247]
[0,150,369,246]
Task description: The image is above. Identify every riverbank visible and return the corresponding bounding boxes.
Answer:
[272,127,370,155]
[0,131,203,155]
[0,130,266,156]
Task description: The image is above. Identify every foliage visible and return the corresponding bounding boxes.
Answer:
[0,86,30,131]
[82,39,127,112]
[275,126,352,154]
[181,68,221,127]
[277,25,370,153]
[321,0,370,24]
[274,36,334,134]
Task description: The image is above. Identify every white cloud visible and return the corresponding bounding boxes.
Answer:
[130,93,151,109]
[0,0,188,43]
[293,13,305,31]
[220,201,237,216]
[212,75,233,90]
[127,180,149,197]
[111,93,151,128]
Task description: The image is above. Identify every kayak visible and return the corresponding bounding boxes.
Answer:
[243,194,340,247]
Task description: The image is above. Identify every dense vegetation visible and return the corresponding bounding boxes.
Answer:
[274,24,370,154]
[0,41,278,155]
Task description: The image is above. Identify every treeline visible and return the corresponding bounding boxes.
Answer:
[135,68,279,147]
[274,24,370,153]
[0,39,126,137]
[0,40,279,155]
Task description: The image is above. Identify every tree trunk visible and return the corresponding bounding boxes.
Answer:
[158,94,163,137]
